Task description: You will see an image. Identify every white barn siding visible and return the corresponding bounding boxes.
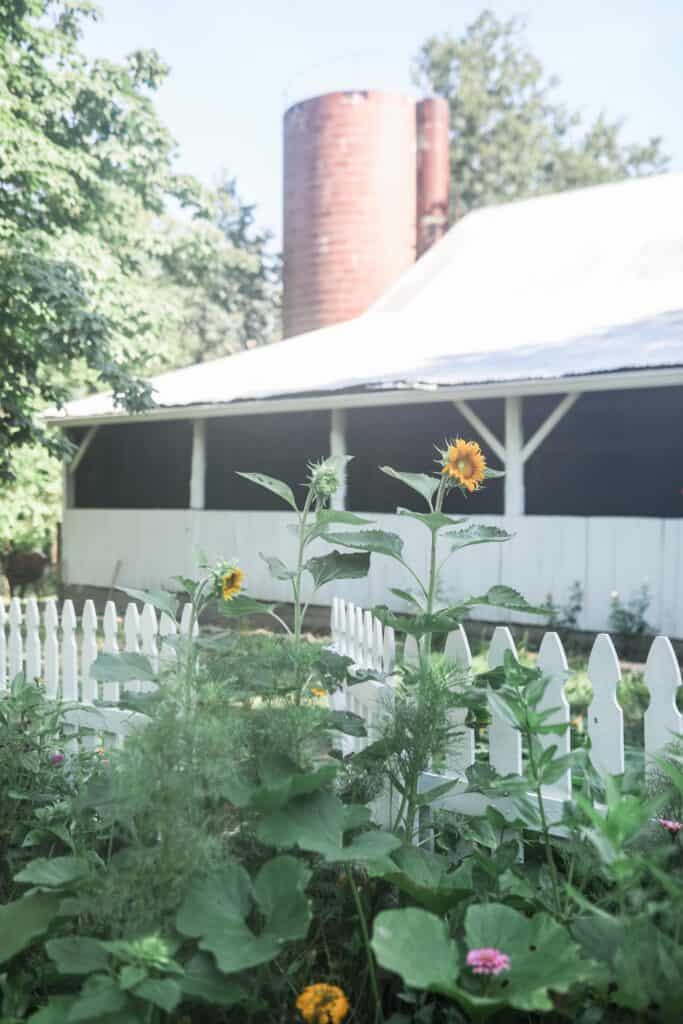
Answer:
[62,509,683,636]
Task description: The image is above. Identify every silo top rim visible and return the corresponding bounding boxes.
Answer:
[284,88,417,118]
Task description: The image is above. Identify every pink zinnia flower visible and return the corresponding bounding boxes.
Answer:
[51,752,64,766]
[656,818,682,836]
[466,948,511,976]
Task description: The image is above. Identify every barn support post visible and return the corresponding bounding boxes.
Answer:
[64,427,98,509]
[330,409,347,510]
[190,419,207,510]
[504,396,525,516]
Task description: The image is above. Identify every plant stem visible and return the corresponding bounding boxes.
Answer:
[347,869,383,1024]
[292,489,314,701]
[527,738,563,917]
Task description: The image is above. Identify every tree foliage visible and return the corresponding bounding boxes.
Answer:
[0,0,280,485]
[414,10,670,219]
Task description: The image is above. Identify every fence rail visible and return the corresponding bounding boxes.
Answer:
[330,596,683,829]
[0,597,194,749]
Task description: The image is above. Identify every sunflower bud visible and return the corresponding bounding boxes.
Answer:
[309,459,340,501]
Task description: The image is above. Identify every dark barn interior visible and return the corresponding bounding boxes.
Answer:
[71,385,683,518]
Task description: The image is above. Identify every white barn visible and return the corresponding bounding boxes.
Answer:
[47,173,683,635]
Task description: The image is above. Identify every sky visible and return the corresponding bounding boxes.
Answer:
[81,0,683,244]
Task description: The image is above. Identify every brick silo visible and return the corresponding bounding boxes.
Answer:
[283,90,417,338]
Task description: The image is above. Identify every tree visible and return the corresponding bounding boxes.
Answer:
[157,175,281,370]
[413,10,670,219]
[0,1,281,486]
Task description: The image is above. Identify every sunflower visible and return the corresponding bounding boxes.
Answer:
[310,687,327,699]
[442,438,486,492]
[221,567,245,601]
[296,984,349,1024]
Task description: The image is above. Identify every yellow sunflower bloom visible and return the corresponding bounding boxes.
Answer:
[221,567,245,601]
[296,984,349,1024]
[310,687,327,699]
[442,438,486,492]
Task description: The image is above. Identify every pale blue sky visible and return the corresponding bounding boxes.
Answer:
[82,1,683,243]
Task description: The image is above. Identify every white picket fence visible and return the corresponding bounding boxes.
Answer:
[330,596,683,830]
[0,597,194,749]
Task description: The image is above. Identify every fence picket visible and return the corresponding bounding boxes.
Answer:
[354,605,364,667]
[537,632,571,798]
[587,634,624,776]
[124,603,142,694]
[25,597,41,684]
[102,602,120,704]
[644,635,683,758]
[81,600,98,704]
[141,603,159,690]
[383,626,396,675]
[44,599,59,699]
[443,625,475,776]
[8,598,23,680]
[487,627,523,777]
[0,602,6,692]
[61,601,78,702]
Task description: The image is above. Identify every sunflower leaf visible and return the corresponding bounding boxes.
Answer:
[236,472,298,511]
[380,467,440,504]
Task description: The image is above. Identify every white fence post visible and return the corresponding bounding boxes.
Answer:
[537,632,572,799]
[587,633,624,776]
[488,626,523,777]
[443,625,475,777]
[8,597,23,681]
[644,635,683,759]
[0,602,6,693]
[81,600,99,704]
[25,597,41,684]
[44,599,59,700]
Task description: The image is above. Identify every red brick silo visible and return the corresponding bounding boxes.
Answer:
[283,90,417,338]
[416,97,450,256]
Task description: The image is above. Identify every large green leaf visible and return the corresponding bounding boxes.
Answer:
[46,937,109,975]
[180,953,247,1007]
[220,753,337,812]
[259,553,296,581]
[89,651,156,684]
[464,586,549,617]
[216,594,281,619]
[464,903,596,1012]
[67,974,127,1021]
[308,509,374,541]
[372,908,459,996]
[27,998,77,1024]
[118,587,178,619]
[321,530,404,562]
[371,846,470,913]
[133,978,181,1013]
[373,605,464,638]
[0,891,61,963]
[176,856,311,974]
[397,508,467,532]
[257,789,401,862]
[236,472,298,511]
[446,524,513,551]
[379,466,440,504]
[613,916,683,1014]
[305,550,370,588]
[14,856,90,889]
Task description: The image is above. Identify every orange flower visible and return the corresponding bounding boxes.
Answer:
[222,568,244,601]
[442,438,486,492]
[310,687,327,699]
[296,984,349,1024]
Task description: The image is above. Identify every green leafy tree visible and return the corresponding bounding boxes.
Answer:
[414,10,669,219]
[157,174,281,370]
[0,2,280,485]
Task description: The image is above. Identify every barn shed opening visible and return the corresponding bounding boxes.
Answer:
[205,410,330,510]
[73,421,192,509]
[346,400,505,514]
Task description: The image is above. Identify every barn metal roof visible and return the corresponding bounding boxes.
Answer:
[47,172,683,425]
